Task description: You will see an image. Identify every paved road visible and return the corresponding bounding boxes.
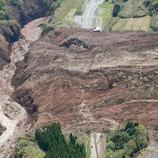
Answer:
[90,133,106,158]
[74,0,104,29]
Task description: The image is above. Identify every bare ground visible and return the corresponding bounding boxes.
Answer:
[11,28,158,141]
[0,17,49,158]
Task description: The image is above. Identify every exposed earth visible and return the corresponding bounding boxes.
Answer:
[0,34,10,70]
[0,0,158,158]
[12,28,158,133]
[0,17,49,158]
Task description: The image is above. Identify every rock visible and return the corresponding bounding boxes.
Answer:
[0,123,6,136]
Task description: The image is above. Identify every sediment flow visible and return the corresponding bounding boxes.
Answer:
[0,17,48,158]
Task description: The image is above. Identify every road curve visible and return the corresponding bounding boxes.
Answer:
[74,0,104,29]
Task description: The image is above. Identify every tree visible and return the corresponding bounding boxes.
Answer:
[10,0,24,7]
[35,122,86,158]
[106,122,148,158]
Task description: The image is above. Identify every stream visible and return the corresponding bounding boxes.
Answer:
[0,17,48,158]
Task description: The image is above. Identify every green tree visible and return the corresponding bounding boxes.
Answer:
[35,122,86,158]
[106,122,148,158]
[10,0,24,7]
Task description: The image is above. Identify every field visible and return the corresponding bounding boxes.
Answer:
[52,0,85,27]
[99,1,114,29]
[119,0,148,18]
[111,16,152,32]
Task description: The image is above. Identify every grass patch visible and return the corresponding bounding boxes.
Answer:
[16,136,45,158]
[51,0,85,27]
[79,134,91,158]
[112,16,151,32]
[99,1,114,29]
[151,14,158,31]
[119,0,148,18]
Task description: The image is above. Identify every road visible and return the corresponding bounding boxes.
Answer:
[90,133,106,158]
[74,0,104,29]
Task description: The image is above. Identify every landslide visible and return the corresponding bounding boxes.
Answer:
[0,34,10,69]
[12,28,158,133]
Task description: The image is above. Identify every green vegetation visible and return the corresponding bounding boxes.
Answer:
[119,0,148,18]
[72,130,91,158]
[15,136,46,158]
[150,0,158,13]
[99,1,114,29]
[99,0,158,31]
[0,0,24,20]
[35,122,86,158]
[42,0,63,14]
[105,122,148,158]
[80,135,91,158]
[51,0,85,26]
[112,16,151,32]
[16,123,87,158]
[10,0,24,8]
[0,0,9,20]
[151,14,158,30]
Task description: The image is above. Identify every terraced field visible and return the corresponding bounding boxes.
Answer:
[98,0,158,32]
[112,16,151,32]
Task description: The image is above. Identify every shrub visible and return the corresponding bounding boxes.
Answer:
[118,0,148,18]
[106,122,148,158]
[10,0,24,8]
[42,0,63,14]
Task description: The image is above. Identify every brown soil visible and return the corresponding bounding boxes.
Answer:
[12,28,158,133]
[0,34,10,69]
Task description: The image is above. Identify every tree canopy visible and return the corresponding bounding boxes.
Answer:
[35,122,86,158]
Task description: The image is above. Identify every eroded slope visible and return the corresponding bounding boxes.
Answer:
[12,29,158,133]
[0,34,10,69]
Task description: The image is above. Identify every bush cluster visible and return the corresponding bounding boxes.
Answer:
[0,0,9,20]
[105,122,148,158]
[0,0,24,20]
[42,0,63,14]
[10,0,23,7]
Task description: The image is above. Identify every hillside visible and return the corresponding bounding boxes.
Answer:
[98,0,158,31]
[11,27,158,157]
[12,27,158,133]
[0,0,158,158]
